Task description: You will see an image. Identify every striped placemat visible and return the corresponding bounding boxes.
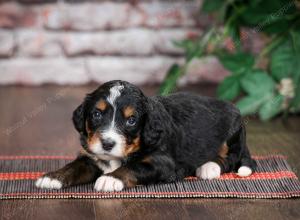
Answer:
[0,155,300,199]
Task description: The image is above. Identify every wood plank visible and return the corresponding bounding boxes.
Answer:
[0,200,95,220]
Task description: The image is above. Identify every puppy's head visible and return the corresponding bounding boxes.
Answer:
[72,80,148,160]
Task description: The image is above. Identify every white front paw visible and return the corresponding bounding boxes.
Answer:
[35,176,62,189]
[196,161,221,180]
[94,175,124,192]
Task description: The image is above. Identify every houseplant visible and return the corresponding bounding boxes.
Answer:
[159,0,300,121]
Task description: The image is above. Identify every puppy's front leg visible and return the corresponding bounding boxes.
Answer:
[35,156,102,189]
[94,154,176,192]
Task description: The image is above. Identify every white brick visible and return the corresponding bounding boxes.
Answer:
[155,29,201,54]
[16,29,63,57]
[141,1,198,28]
[87,56,183,85]
[88,56,227,85]
[63,29,156,56]
[0,56,227,86]
[64,28,200,56]
[0,58,89,85]
[0,2,38,28]
[43,2,136,31]
[15,28,200,57]
[43,1,199,31]
[0,30,15,57]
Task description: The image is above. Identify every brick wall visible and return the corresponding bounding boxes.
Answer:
[0,0,231,85]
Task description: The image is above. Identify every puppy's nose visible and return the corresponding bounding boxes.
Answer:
[102,139,116,151]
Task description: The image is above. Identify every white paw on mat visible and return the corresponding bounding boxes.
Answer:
[237,166,252,177]
[196,161,221,180]
[35,177,62,189]
[94,175,124,192]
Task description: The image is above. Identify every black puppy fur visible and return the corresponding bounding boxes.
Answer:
[36,80,256,190]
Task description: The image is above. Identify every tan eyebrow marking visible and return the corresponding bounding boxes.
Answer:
[123,106,135,118]
[124,136,140,156]
[85,120,91,133]
[97,99,107,111]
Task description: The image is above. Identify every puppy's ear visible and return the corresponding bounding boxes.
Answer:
[72,104,85,134]
[142,99,174,148]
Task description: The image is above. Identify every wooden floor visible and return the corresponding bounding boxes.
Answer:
[0,84,299,220]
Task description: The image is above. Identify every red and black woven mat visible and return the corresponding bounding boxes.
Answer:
[0,155,300,199]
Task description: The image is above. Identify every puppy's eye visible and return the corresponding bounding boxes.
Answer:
[126,116,136,126]
[92,110,102,120]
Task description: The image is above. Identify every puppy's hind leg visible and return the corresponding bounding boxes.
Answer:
[218,125,256,177]
[235,125,257,177]
[196,124,256,180]
[195,143,227,180]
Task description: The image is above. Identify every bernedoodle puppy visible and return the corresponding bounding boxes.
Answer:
[36,80,256,191]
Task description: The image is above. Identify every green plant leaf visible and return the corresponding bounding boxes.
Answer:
[202,0,224,13]
[241,70,275,95]
[259,95,284,121]
[290,30,300,111]
[263,20,291,34]
[174,39,203,62]
[240,0,296,31]
[250,0,264,7]
[159,64,182,96]
[236,93,271,116]
[217,75,241,101]
[291,27,300,112]
[227,20,241,51]
[174,39,199,51]
[290,29,300,57]
[290,85,300,111]
[218,52,255,74]
[290,27,300,81]
[270,39,294,81]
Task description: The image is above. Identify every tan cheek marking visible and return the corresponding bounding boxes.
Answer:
[88,133,100,146]
[218,143,229,159]
[142,156,151,164]
[124,136,140,156]
[97,99,107,111]
[215,143,229,167]
[123,106,135,118]
[85,120,101,146]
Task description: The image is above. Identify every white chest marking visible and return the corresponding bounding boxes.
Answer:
[96,159,121,174]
